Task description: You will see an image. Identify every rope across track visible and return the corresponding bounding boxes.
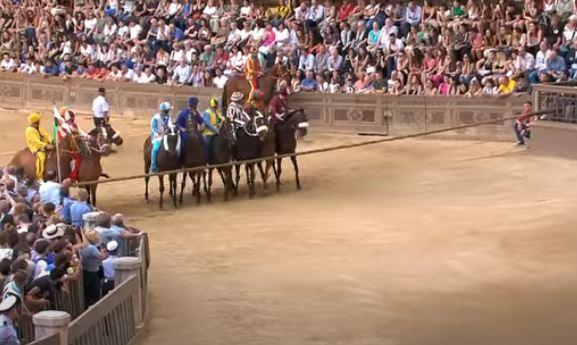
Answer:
[73,109,553,187]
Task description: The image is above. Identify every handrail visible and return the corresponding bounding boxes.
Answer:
[27,332,60,345]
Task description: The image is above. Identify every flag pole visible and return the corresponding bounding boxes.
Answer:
[52,105,63,183]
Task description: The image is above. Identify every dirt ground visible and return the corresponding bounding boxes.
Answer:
[2,111,577,345]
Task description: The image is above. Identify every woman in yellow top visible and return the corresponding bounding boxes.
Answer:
[25,112,53,181]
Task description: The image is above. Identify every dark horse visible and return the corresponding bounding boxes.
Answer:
[233,110,269,199]
[272,108,309,190]
[258,108,309,190]
[10,125,123,205]
[179,125,207,205]
[206,119,236,202]
[144,126,181,208]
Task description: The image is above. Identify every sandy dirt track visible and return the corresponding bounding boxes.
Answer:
[2,111,577,345]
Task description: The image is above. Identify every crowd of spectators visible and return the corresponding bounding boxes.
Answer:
[0,0,576,96]
[0,166,143,324]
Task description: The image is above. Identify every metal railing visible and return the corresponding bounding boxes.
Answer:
[533,85,577,124]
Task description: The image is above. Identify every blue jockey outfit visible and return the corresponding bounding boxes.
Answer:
[175,97,206,157]
[150,102,174,172]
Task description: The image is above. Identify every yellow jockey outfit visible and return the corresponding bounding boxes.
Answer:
[203,97,224,161]
[245,48,261,103]
[25,112,53,180]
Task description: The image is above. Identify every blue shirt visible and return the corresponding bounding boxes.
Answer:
[172,27,185,41]
[546,56,566,72]
[70,201,92,229]
[59,196,73,223]
[39,181,61,205]
[150,113,174,139]
[0,314,19,345]
[102,255,117,279]
[80,245,101,272]
[300,78,318,91]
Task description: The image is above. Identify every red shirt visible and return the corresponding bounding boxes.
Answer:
[268,94,287,115]
[338,3,355,21]
[516,109,533,124]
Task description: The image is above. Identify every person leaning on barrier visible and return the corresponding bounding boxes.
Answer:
[0,294,22,345]
[101,240,119,297]
[513,101,534,146]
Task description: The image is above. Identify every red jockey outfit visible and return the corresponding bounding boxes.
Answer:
[267,91,288,128]
[245,47,261,103]
[58,107,84,181]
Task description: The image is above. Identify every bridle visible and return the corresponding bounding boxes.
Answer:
[242,110,269,137]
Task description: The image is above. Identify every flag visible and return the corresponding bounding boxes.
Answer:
[52,106,65,142]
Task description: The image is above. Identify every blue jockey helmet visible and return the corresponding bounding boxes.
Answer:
[159,101,172,112]
[188,97,199,107]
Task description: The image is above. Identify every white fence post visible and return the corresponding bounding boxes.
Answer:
[114,257,143,327]
[33,310,71,345]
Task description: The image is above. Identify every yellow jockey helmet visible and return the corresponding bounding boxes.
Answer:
[28,112,41,125]
[209,97,219,108]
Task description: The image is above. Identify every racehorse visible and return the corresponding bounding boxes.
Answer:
[272,108,309,190]
[179,125,207,205]
[206,119,236,202]
[222,64,290,113]
[9,125,123,205]
[233,109,269,199]
[143,126,181,208]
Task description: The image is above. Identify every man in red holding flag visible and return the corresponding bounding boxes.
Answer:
[56,106,87,181]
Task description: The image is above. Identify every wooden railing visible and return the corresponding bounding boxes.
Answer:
[68,275,138,345]
[28,332,60,345]
[0,73,530,140]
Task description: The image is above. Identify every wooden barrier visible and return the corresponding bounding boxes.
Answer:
[67,275,138,345]
[0,73,530,140]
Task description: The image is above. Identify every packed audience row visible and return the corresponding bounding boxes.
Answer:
[0,0,576,96]
[0,167,144,329]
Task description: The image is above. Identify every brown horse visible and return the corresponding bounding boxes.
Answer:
[221,64,290,112]
[9,125,123,205]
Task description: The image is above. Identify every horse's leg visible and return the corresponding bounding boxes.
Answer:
[171,174,178,207]
[275,157,283,191]
[290,155,301,190]
[250,163,257,197]
[207,168,214,202]
[270,159,279,191]
[179,172,186,205]
[234,164,241,196]
[202,170,210,203]
[257,161,267,190]
[144,161,150,202]
[158,175,164,209]
[218,168,230,202]
[195,172,202,204]
[226,167,234,201]
[245,164,253,199]
[90,185,98,207]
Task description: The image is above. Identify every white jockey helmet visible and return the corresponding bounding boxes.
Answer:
[231,92,243,102]
[159,101,172,112]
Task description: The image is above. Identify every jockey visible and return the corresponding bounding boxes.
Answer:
[268,81,289,128]
[227,91,250,129]
[176,97,205,153]
[203,97,224,160]
[150,102,174,172]
[245,46,262,103]
[57,107,86,182]
[25,112,53,181]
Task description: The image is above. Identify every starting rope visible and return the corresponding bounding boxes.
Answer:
[73,109,553,188]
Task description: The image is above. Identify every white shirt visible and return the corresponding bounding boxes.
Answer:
[129,24,142,40]
[102,255,117,279]
[213,75,228,88]
[122,69,135,81]
[20,63,37,74]
[0,58,15,70]
[203,5,217,16]
[227,29,242,43]
[535,50,549,71]
[274,28,290,45]
[240,5,251,16]
[104,23,117,37]
[118,25,129,38]
[92,95,110,118]
[85,18,97,32]
[39,181,61,205]
[170,49,184,62]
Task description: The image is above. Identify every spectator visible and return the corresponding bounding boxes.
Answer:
[39,171,61,206]
[80,229,105,307]
[300,70,318,92]
[101,240,118,296]
[70,189,92,230]
[513,101,533,145]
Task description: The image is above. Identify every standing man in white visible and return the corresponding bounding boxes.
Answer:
[92,87,110,136]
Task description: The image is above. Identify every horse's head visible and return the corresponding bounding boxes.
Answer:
[163,125,181,160]
[248,109,269,141]
[103,124,123,146]
[220,118,236,144]
[286,108,309,137]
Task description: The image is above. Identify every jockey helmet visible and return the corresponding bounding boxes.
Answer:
[28,112,41,125]
[231,92,243,102]
[159,101,172,112]
[209,97,218,108]
[188,97,198,107]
